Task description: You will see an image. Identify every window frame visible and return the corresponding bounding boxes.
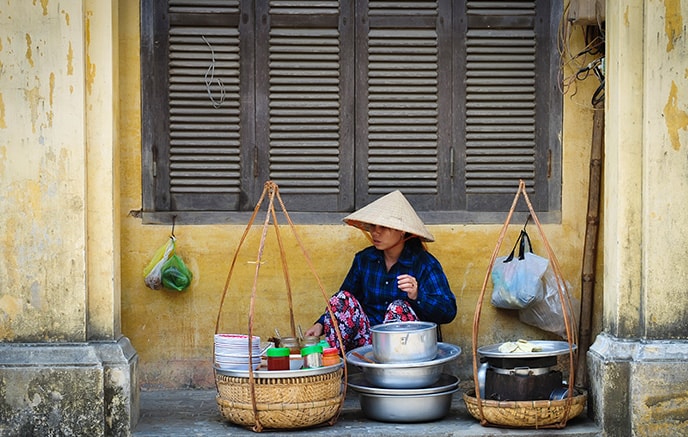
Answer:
[140,0,562,225]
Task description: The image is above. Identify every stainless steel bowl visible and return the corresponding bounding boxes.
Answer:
[348,373,459,396]
[356,387,459,423]
[347,342,461,389]
[371,321,437,363]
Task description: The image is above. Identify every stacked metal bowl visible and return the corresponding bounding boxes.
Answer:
[346,321,462,423]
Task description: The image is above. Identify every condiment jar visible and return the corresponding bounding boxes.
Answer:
[322,347,340,367]
[301,336,320,348]
[266,347,290,371]
[300,345,323,368]
[280,337,301,355]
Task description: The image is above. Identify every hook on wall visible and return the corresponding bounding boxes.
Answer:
[171,215,177,238]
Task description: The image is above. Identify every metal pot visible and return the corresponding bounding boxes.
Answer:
[371,321,437,363]
[356,387,458,423]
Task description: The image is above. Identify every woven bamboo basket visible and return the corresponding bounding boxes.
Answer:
[214,182,348,432]
[467,180,584,428]
[215,368,344,429]
[463,390,587,428]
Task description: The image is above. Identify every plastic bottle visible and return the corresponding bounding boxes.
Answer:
[266,347,290,371]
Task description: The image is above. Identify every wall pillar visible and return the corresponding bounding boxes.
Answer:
[0,1,137,435]
[588,1,688,436]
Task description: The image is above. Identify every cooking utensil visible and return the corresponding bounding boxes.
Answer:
[348,373,459,396]
[347,342,461,389]
[356,387,459,423]
[351,351,375,364]
[371,321,437,363]
[478,340,576,359]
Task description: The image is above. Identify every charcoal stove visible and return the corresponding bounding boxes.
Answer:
[478,340,575,401]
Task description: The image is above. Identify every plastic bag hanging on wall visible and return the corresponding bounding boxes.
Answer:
[143,217,193,292]
[143,236,176,290]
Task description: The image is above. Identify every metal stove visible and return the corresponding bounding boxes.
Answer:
[478,341,575,401]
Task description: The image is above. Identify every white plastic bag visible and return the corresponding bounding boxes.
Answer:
[518,264,580,338]
[491,230,549,309]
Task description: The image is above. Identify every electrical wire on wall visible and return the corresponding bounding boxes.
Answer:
[558,1,605,107]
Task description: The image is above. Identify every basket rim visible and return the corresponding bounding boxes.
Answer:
[462,389,587,409]
[215,367,343,385]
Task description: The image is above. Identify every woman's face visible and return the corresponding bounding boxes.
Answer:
[369,225,405,251]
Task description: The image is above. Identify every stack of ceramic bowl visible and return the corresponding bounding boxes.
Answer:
[214,334,262,371]
[346,321,462,423]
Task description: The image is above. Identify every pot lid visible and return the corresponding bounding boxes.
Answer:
[478,340,576,359]
[347,342,461,368]
[370,321,436,333]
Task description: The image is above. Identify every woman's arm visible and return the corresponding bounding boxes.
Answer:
[409,254,457,324]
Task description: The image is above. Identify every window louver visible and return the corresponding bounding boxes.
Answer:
[168,29,241,194]
[366,28,440,195]
[267,28,342,194]
[165,1,242,210]
[361,0,445,208]
[465,1,537,194]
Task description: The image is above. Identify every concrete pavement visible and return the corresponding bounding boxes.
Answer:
[134,387,602,436]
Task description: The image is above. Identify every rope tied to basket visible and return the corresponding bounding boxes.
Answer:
[471,180,579,429]
[214,181,348,432]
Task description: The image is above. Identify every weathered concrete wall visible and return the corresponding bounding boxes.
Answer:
[0,0,138,434]
[589,1,688,435]
[0,0,88,343]
[117,0,604,389]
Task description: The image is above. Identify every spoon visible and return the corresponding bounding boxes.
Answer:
[351,351,376,364]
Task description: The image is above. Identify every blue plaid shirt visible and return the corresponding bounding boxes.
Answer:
[318,243,457,327]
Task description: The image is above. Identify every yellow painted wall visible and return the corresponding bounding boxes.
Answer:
[0,0,90,342]
[116,1,603,389]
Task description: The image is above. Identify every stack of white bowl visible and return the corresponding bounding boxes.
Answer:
[214,334,262,371]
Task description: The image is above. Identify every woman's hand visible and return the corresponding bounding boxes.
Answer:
[397,274,418,300]
[304,323,323,337]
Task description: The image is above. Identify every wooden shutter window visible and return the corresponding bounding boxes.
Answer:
[267,27,342,194]
[366,28,440,195]
[357,0,453,211]
[255,0,354,211]
[465,1,537,194]
[164,0,243,210]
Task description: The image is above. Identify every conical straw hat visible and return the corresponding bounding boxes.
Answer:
[343,191,434,242]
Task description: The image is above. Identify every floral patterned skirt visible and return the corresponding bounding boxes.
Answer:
[322,290,418,352]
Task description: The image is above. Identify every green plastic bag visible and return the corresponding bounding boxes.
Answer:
[161,254,193,291]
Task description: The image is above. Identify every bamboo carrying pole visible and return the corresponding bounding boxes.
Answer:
[471,180,579,429]
[575,101,604,388]
[214,181,348,432]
